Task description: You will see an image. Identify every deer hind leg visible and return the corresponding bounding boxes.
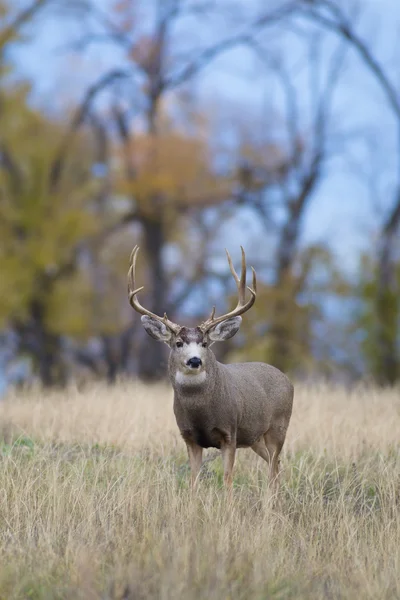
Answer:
[251,437,272,488]
[186,441,203,490]
[251,437,271,463]
[220,441,236,492]
[264,427,285,487]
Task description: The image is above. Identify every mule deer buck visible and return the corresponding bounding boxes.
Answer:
[128,246,293,490]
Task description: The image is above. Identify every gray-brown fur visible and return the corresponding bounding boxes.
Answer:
[178,327,203,345]
[172,350,293,447]
[142,317,294,490]
[128,246,294,490]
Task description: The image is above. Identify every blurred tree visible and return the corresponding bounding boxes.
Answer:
[3,0,397,387]
[0,0,91,386]
[0,0,47,56]
[0,0,243,385]
[84,100,233,381]
[228,244,350,376]
[221,23,349,374]
[294,0,400,383]
[355,253,400,383]
[374,202,400,383]
[0,81,102,385]
[70,0,254,379]
[70,0,356,380]
[0,0,139,385]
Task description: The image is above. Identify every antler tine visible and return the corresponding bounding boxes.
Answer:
[199,247,257,333]
[225,249,240,287]
[250,266,257,294]
[239,245,247,304]
[129,245,138,263]
[225,246,247,305]
[127,246,144,302]
[127,246,181,335]
[205,305,216,322]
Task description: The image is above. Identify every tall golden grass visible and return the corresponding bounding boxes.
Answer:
[0,381,399,599]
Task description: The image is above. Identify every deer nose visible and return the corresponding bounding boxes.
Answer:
[187,357,202,369]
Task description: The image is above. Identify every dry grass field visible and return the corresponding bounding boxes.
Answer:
[0,381,399,599]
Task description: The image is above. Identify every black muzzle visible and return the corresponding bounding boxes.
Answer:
[187,357,202,369]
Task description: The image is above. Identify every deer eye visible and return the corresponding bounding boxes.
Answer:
[202,342,207,348]
[176,341,183,348]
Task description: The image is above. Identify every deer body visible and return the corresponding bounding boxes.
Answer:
[171,354,293,450]
[128,246,294,489]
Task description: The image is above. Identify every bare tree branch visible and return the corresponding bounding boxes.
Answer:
[297,0,400,120]
[165,34,250,89]
[382,196,400,238]
[0,0,48,49]
[165,2,299,89]
[49,69,130,189]
[297,0,400,383]
[245,39,301,168]
[112,104,136,181]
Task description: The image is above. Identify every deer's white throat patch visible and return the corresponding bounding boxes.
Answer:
[175,370,207,386]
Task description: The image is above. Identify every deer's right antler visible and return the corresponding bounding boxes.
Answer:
[199,246,257,334]
[127,246,182,335]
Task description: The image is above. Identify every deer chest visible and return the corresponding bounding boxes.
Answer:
[173,393,236,448]
[176,413,233,449]
[180,424,227,449]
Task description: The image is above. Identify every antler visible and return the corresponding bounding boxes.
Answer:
[127,246,181,335]
[199,246,257,334]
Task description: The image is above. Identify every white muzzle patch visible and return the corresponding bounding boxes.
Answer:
[175,370,207,386]
[182,342,204,363]
[175,341,208,385]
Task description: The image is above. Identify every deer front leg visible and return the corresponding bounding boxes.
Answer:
[186,441,203,490]
[221,441,236,491]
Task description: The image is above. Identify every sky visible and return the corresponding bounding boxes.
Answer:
[9,0,400,272]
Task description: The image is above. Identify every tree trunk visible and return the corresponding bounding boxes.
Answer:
[101,334,119,384]
[18,298,67,387]
[269,163,320,374]
[269,200,305,373]
[136,214,169,380]
[375,197,400,385]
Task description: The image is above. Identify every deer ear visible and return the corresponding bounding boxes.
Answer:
[208,316,242,342]
[141,315,172,343]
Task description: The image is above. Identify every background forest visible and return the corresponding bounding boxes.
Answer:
[1,0,399,390]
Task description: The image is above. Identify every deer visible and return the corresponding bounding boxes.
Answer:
[127,245,294,491]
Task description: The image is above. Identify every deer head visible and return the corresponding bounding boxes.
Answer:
[127,245,257,381]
